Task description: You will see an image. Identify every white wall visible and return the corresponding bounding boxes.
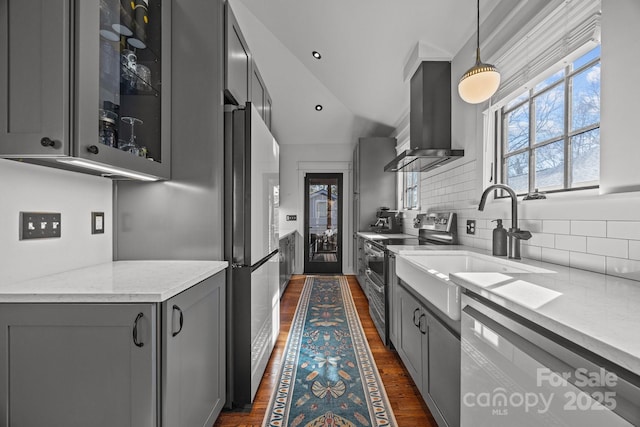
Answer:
[280,143,353,274]
[599,0,640,194]
[0,160,112,284]
[398,0,640,281]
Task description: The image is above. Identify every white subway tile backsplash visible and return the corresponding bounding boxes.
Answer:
[522,245,541,261]
[519,219,542,233]
[608,221,640,240]
[416,159,640,278]
[629,240,640,261]
[586,237,628,258]
[476,219,488,229]
[570,252,606,274]
[541,248,570,265]
[555,235,587,252]
[571,220,606,237]
[463,161,476,173]
[543,220,570,234]
[477,228,492,240]
[606,257,640,280]
[474,238,491,251]
[529,233,555,248]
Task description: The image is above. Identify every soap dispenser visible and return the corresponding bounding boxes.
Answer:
[492,219,507,256]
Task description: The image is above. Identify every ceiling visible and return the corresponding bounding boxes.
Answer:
[230,0,501,146]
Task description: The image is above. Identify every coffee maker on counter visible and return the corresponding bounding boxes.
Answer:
[369,207,402,234]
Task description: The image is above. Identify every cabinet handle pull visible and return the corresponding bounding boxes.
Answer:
[87,145,99,154]
[40,137,55,147]
[133,312,144,347]
[172,305,184,337]
[413,308,420,327]
[419,314,427,335]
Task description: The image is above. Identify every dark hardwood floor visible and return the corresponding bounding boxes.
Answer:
[214,275,436,427]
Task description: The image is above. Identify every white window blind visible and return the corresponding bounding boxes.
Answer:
[489,0,601,104]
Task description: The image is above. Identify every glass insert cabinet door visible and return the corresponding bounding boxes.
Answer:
[0,0,170,179]
[75,0,171,178]
[97,1,162,161]
[98,0,162,161]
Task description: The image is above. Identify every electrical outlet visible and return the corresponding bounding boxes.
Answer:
[466,220,476,235]
[92,212,105,234]
[286,215,297,221]
[20,212,61,240]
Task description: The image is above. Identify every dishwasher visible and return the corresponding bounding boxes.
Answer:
[461,291,640,427]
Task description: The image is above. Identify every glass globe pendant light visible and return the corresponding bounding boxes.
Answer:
[458,0,500,104]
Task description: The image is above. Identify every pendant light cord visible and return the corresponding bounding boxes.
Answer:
[476,0,481,62]
[477,0,480,50]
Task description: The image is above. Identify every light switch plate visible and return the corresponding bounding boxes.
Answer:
[20,212,61,240]
[92,212,105,234]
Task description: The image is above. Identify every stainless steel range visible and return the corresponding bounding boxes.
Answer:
[363,212,458,346]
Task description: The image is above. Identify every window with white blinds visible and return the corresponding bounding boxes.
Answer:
[485,0,602,195]
[489,0,601,105]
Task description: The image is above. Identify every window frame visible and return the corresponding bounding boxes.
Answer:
[496,47,601,196]
[402,169,420,210]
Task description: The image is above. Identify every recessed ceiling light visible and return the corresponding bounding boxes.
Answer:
[312,51,322,59]
[315,104,323,111]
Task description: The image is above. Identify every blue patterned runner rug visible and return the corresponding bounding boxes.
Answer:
[263,276,397,427]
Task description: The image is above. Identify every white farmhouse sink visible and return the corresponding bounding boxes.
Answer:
[396,251,555,320]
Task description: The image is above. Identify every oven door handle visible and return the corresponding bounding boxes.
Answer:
[365,270,385,293]
[364,241,385,258]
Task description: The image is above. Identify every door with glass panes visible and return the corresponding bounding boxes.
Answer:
[304,173,342,274]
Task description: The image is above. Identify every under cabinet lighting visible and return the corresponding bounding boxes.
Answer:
[56,158,160,181]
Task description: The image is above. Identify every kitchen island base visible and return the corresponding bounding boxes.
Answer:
[0,270,225,427]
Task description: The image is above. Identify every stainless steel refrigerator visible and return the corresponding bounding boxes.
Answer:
[224,102,280,408]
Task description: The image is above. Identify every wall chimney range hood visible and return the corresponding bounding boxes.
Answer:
[385,61,464,172]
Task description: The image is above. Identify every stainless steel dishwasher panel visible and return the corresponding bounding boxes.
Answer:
[461,292,640,427]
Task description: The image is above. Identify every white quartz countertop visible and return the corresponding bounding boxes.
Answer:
[396,246,640,377]
[0,260,228,303]
[356,231,417,240]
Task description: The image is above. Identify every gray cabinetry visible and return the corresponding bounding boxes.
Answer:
[0,304,157,427]
[388,254,400,348]
[394,280,460,427]
[0,271,226,427]
[279,232,296,295]
[224,3,272,131]
[354,235,366,290]
[352,137,397,232]
[225,5,250,107]
[0,0,171,179]
[288,233,296,276]
[0,0,70,156]
[251,66,272,126]
[397,284,424,384]
[252,68,265,119]
[428,315,461,427]
[162,273,226,427]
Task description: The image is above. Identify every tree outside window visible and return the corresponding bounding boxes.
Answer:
[500,46,600,194]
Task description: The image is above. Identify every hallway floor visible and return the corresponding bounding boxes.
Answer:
[214,275,437,427]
